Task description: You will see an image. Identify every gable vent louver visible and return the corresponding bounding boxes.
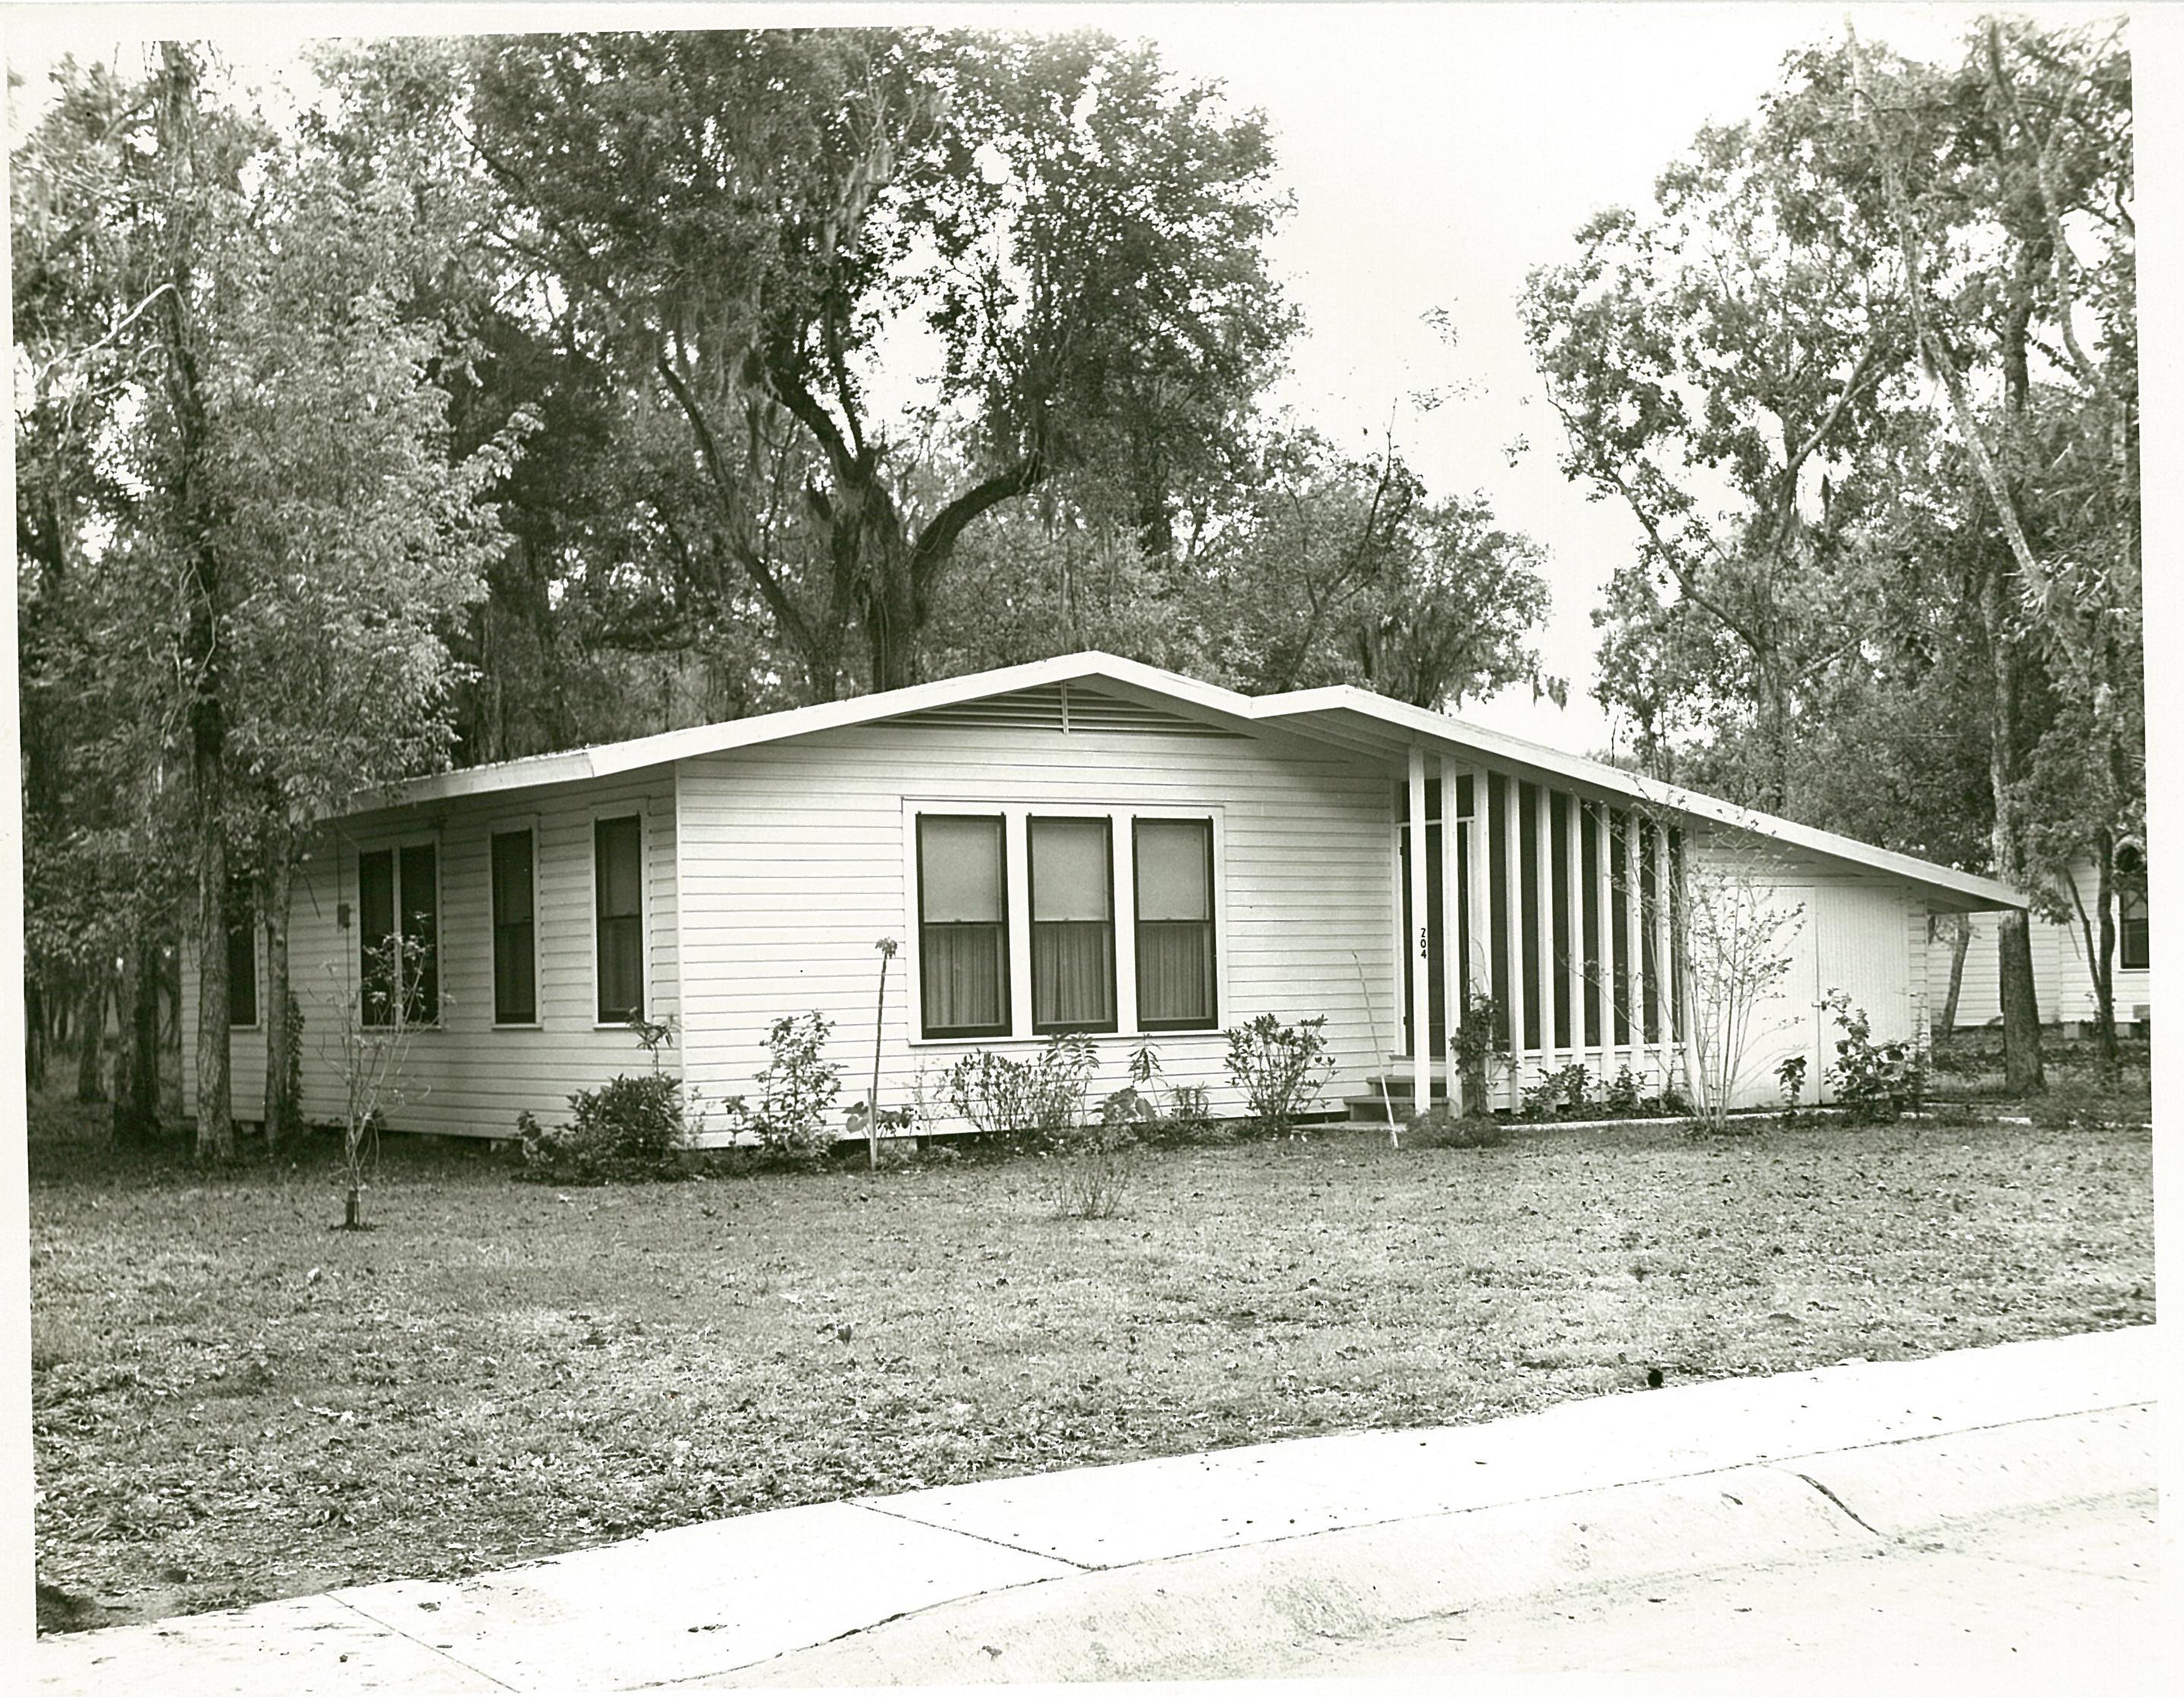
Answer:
[893,681,1242,738]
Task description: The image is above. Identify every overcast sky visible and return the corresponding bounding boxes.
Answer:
[3,1,2133,756]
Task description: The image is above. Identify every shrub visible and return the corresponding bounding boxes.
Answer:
[945,1035,1097,1141]
[753,1013,842,1165]
[1127,1041,1225,1144]
[1822,991,1924,1122]
[1604,1066,1642,1115]
[1224,1013,1334,1136]
[1405,1104,1510,1149]
[1048,1086,1148,1218]
[1521,1062,1595,1120]
[518,1072,693,1182]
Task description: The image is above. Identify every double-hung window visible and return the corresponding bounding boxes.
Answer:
[595,815,645,1023]
[357,842,439,1027]
[1029,817,1116,1033]
[918,815,1010,1038]
[492,828,538,1025]
[1134,818,1217,1030]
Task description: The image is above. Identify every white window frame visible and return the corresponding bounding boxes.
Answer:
[899,798,1227,1046]
[348,830,444,1031]
[588,802,651,1029]
[488,815,544,1030]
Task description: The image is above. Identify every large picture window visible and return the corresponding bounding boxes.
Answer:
[1134,818,1216,1030]
[595,815,645,1023]
[918,814,1010,1038]
[357,843,438,1027]
[1030,817,1116,1032]
[492,828,538,1025]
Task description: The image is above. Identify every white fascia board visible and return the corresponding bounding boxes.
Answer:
[331,652,1259,816]
[1248,688,2024,912]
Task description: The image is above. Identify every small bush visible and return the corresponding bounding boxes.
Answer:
[753,1013,842,1165]
[946,1035,1097,1141]
[1521,1063,1595,1120]
[1048,1086,1147,1218]
[1823,991,1924,1122]
[1405,1104,1510,1149]
[1127,1042,1225,1144]
[1224,1013,1334,1136]
[518,1073,693,1182]
[1604,1066,1642,1115]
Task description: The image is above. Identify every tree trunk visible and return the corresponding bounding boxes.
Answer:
[25,980,46,1095]
[261,847,300,1153]
[113,934,165,1144]
[2091,842,2119,1065]
[1939,915,1971,1036]
[74,975,107,1103]
[1997,912,2044,1093]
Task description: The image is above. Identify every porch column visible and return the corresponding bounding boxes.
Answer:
[1407,744,1433,1121]
[1590,802,1615,1072]
[1500,779,1525,1110]
[1654,821,1679,1099]
[1565,792,1586,1078]
[1534,782,1555,1076]
[1624,810,1649,1089]
[1439,753,1465,1111]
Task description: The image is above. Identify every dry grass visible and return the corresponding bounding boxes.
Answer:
[30,1089,2153,1632]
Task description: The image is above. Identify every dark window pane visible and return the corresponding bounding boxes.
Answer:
[226,885,258,1029]
[492,830,536,1025]
[2120,890,2150,972]
[400,842,439,1025]
[596,817,643,1022]
[1135,820,1215,1029]
[917,817,1010,1036]
[359,849,396,1028]
[1032,819,1114,1031]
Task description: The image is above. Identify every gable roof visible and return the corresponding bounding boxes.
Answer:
[343,651,2021,910]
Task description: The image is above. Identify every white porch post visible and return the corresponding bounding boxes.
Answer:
[1624,810,1649,1088]
[1533,782,1555,1076]
[1654,821,1678,1099]
[1591,803,1614,1073]
[1500,779,1525,1110]
[1439,753,1465,1112]
[1565,792,1586,1077]
[1407,744,1433,1120]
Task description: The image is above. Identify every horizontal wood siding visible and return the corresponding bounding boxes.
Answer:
[675,719,1394,1139]
[180,773,680,1136]
[1923,855,2152,1029]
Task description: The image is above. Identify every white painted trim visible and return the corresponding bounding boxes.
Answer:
[339,826,447,1032]
[1408,745,1432,1114]
[1438,752,1464,1110]
[899,798,1227,1046]
[1499,777,1523,1111]
[486,814,543,1030]
[1533,781,1553,1074]
[586,801,650,1029]
[329,651,2018,912]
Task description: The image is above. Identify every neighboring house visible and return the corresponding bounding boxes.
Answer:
[1926,850,2152,1033]
[185,653,2021,1140]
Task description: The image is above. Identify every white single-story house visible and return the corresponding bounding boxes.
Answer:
[185,653,2022,1140]
[1925,851,2151,1033]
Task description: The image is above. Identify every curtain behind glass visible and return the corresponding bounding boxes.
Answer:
[1136,820,1213,1027]
[1031,818,1114,1029]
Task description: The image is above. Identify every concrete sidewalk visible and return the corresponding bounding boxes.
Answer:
[37,1327,2160,1693]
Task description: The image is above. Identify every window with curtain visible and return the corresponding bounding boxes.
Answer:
[1030,817,1115,1032]
[1134,818,1215,1030]
[226,880,258,1028]
[918,814,1010,1037]
[356,844,438,1027]
[596,815,644,1022]
[492,828,537,1025]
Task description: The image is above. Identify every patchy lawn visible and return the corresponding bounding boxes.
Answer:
[30,1096,2153,1632]
[1928,1028,2153,1120]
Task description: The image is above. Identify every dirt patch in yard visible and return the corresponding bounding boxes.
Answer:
[30,1102,2153,1629]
